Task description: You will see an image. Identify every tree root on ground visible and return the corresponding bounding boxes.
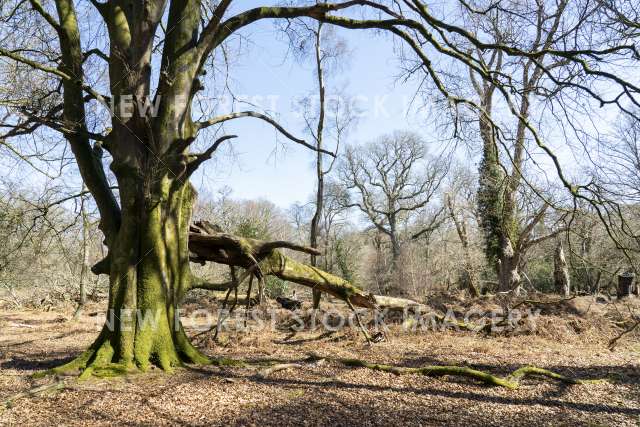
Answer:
[238,354,607,390]
[255,363,305,378]
[13,354,606,410]
[330,358,606,389]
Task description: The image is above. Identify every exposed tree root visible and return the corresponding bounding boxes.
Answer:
[330,358,606,389]
[27,349,606,394]
[234,354,606,390]
[178,352,608,390]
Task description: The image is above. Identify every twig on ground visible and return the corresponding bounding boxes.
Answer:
[256,363,303,378]
[2,379,69,410]
[7,323,35,329]
[609,318,640,350]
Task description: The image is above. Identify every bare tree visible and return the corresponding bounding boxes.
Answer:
[466,0,571,291]
[339,131,446,295]
[285,19,355,308]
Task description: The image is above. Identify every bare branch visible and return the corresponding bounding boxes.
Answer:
[196,111,335,157]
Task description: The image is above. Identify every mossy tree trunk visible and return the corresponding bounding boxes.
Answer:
[61,180,210,375]
[49,0,212,374]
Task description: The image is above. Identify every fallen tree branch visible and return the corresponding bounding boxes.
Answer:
[188,222,485,334]
[511,295,577,310]
[188,222,378,309]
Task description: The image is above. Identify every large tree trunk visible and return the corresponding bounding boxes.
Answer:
[57,180,210,377]
[53,0,209,376]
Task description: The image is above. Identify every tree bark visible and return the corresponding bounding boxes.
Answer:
[554,241,570,297]
[497,238,521,292]
[310,23,326,311]
[54,181,211,377]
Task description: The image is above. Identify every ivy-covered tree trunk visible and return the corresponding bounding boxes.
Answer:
[477,114,520,292]
[476,85,525,293]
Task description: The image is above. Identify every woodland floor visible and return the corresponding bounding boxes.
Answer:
[0,295,639,426]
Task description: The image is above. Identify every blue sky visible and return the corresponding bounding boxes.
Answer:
[190,14,436,209]
[1,1,605,212]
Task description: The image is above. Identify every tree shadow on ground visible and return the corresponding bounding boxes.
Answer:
[263,378,637,416]
[1,314,67,325]
[182,360,640,418]
[0,348,77,371]
[212,397,614,427]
